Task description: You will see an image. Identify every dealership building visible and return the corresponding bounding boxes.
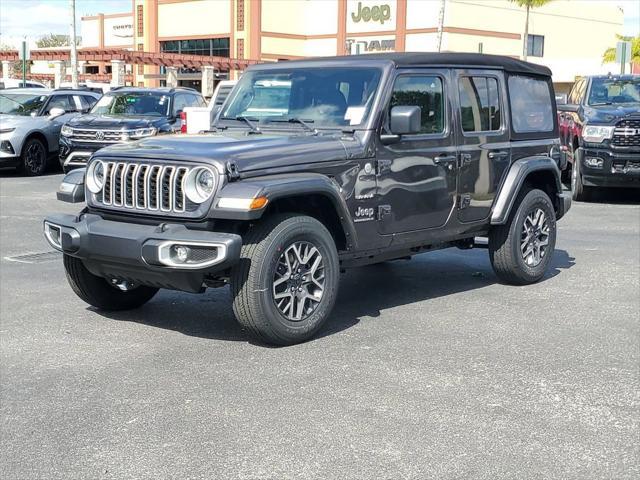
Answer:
[76,0,626,92]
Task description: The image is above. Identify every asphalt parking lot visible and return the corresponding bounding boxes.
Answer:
[0,172,638,480]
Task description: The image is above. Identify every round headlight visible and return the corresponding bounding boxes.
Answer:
[184,167,216,204]
[86,160,105,194]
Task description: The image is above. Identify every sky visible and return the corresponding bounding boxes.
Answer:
[0,0,638,48]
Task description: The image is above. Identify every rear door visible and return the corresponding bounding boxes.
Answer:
[375,68,457,234]
[453,70,511,223]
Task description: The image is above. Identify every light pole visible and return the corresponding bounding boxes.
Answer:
[69,0,78,88]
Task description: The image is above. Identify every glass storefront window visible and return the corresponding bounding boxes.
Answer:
[160,38,230,58]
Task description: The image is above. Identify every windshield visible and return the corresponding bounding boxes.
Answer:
[588,78,640,106]
[91,92,170,116]
[0,93,47,116]
[221,67,383,128]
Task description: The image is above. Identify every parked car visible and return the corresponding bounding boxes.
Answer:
[0,88,101,175]
[59,86,206,172]
[0,79,47,89]
[558,74,640,200]
[45,53,571,345]
[182,79,237,134]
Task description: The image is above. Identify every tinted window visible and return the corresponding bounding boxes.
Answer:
[46,94,75,113]
[188,93,207,108]
[390,75,444,134]
[508,76,554,133]
[91,92,170,116]
[78,95,98,109]
[459,76,501,132]
[0,93,47,116]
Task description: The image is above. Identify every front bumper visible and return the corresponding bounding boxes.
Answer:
[59,137,108,171]
[43,213,242,293]
[581,148,640,188]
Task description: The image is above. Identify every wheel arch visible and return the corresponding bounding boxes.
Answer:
[21,130,51,156]
[211,173,357,252]
[491,156,564,224]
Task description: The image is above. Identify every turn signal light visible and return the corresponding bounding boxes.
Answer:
[249,197,269,210]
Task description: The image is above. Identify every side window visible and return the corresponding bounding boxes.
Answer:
[458,76,501,132]
[79,95,98,110]
[389,75,444,134]
[187,94,206,108]
[508,75,554,134]
[45,95,74,113]
[172,93,189,115]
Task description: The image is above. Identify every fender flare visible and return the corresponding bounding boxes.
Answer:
[211,172,358,247]
[491,156,563,225]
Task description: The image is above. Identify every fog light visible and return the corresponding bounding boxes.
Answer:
[584,157,604,169]
[172,245,190,263]
[43,222,62,251]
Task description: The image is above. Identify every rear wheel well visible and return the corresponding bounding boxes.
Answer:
[522,169,559,212]
[261,194,348,251]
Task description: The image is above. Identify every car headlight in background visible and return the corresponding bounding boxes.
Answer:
[61,125,74,137]
[86,160,105,194]
[184,167,216,204]
[130,127,157,139]
[0,127,16,134]
[582,125,614,143]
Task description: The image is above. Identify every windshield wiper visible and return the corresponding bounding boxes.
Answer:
[590,102,613,106]
[221,116,261,134]
[268,117,318,134]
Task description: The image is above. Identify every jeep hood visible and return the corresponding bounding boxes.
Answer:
[67,114,166,129]
[95,131,359,173]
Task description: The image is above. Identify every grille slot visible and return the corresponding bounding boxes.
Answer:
[612,117,640,148]
[93,160,203,215]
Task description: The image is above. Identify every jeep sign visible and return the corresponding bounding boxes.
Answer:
[351,2,391,24]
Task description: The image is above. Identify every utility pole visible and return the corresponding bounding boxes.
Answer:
[436,0,446,52]
[69,0,78,88]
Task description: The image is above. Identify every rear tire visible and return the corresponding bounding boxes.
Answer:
[63,255,158,310]
[489,188,557,285]
[19,137,48,177]
[231,214,340,346]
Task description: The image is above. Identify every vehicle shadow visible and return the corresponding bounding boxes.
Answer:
[92,247,575,345]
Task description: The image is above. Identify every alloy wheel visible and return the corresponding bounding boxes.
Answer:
[272,241,325,321]
[520,208,550,267]
[25,141,46,174]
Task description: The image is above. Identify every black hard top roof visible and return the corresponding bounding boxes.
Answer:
[261,52,552,77]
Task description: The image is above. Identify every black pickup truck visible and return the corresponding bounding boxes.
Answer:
[557,74,640,200]
[45,53,570,345]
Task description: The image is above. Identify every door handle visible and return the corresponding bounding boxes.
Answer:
[488,151,509,159]
[433,154,456,164]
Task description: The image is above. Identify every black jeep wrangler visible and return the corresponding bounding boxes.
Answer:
[59,86,206,172]
[45,53,571,345]
[558,74,640,200]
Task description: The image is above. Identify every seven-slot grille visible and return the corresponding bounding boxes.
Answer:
[69,128,129,143]
[99,161,191,213]
[612,117,640,148]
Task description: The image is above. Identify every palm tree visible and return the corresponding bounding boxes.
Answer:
[602,35,640,70]
[509,0,553,61]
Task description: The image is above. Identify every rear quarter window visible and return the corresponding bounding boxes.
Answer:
[508,75,555,135]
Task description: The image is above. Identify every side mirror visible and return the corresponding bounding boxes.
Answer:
[48,107,66,119]
[557,103,579,113]
[56,168,86,203]
[390,105,422,135]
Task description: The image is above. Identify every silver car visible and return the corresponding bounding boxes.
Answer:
[0,88,101,176]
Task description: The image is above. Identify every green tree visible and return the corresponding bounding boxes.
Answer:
[509,0,553,61]
[602,35,640,67]
[35,33,80,48]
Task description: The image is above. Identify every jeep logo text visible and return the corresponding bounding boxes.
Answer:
[351,2,391,24]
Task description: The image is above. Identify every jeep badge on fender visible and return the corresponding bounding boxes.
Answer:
[45,53,571,346]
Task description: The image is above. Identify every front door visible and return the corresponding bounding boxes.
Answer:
[376,69,457,235]
[454,70,511,223]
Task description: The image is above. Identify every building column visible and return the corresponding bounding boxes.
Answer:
[52,60,65,88]
[201,66,216,98]
[165,67,178,88]
[110,59,125,87]
[1,60,12,81]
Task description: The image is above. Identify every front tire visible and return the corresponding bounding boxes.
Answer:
[571,148,592,201]
[489,188,557,285]
[63,255,159,310]
[231,214,340,346]
[19,137,48,176]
